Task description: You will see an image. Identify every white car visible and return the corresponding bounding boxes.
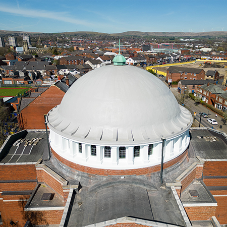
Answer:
[207,118,218,125]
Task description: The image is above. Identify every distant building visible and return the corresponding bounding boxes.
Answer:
[142,44,151,52]
[166,66,205,83]
[8,36,17,47]
[23,35,31,47]
[197,83,227,110]
[205,70,219,80]
[1,56,227,226]
[0,37,5,47]
[18,86,65,129]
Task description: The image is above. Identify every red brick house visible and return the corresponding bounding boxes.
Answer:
[5,53,15,61]
[166,66,205,83]
[177,80,212,94]
[18,86,65,129]
[197,83,227,108]
[59,56,85,65]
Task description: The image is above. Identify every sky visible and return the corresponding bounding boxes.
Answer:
[0,0,226,34]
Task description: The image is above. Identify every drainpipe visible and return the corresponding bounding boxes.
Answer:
[44,114,51,161]
[160,138,166,184]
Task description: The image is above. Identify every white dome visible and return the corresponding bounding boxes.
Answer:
[47,65,192,145]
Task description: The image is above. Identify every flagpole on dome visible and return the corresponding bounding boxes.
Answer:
[113,39,126,66]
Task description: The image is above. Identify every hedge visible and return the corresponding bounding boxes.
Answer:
[189,93,224,117]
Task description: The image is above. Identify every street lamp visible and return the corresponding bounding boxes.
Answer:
[199,113,202,127]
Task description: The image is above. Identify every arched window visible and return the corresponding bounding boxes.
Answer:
[91,145,96,156]
[104,146,111,158]
[134,146,140,157]
[119,147,126,159]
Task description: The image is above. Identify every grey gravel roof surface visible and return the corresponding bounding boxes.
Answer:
[27,183,64,208]
[0,131,48,164]
[181,179,216,204]
[66,183,186,227]
[190,129,227,159]
[19,97,35,111]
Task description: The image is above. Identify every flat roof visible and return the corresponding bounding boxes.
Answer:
[66,182,186,227]
[26,183,64,209]
[190,128,227,159]
[0,131,48,164]
[181,179,216,204]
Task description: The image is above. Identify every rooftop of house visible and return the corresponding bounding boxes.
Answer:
[54,81,69,93]
[85,59,102,65]
[168,66,204,74]
[180,80,214,86]
[206,70,218,76]
[200,83,226,94]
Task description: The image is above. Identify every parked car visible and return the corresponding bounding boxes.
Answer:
[207,118,218,125]
[199,112,208,118]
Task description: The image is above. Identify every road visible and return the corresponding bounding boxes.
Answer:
[169,86,227,133]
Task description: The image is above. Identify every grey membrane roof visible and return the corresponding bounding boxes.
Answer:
[0,130,48,164]
[168,66,203,74]
[180,80,213,86]
[200,84,226,94]
[190,129,227,159]
[181,179,216,204]
[47,65,192,145]
[66,183,186,227]
[54,81,69,93]
[26,183,64,209]
[19,97,35,112]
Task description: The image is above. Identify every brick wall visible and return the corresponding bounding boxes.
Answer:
[0,182,36,192]
[180,165,203,192]
[184,206,216,221]
[63,189,70,204]
[0,164,37,181]
[24,210,63,225]
[18,86,65,129]
[203,161,227,177]
[203,161,227,224]
[0,164,37,227]
[1,199,29,227]
[36,168,64,198]
[204,178,227,187]
[213,196,227,224]
[52,148,188,176]
[166,70,205,82]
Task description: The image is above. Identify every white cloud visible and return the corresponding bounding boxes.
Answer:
[0,5,92,27]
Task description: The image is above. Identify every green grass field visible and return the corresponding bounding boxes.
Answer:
[0,88,29,97]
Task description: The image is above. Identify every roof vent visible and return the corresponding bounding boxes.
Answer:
[189,190,199,197]
[41,193,54,201]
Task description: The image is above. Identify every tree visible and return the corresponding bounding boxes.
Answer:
[217,46,224,52]
[147,68,157,76]
[223,112,227,125]
[52,48,58,55]
[194,96,201,105]
[52,59,59,65]
[0,106,11,146]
